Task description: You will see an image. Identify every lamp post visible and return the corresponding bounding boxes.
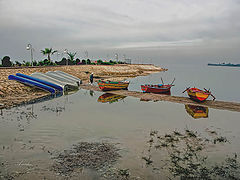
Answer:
[57,52,60,61]
[115,53,118,62]
[64,49,68,65]
[26,43,33,66]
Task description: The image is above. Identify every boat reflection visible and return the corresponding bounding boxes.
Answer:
[185,104,209,119]
[97,93,126,104]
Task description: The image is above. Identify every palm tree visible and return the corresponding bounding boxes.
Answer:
[41,48,57,62]
[67,52,77,62]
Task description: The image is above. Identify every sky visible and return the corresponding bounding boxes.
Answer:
[0,0,240,64]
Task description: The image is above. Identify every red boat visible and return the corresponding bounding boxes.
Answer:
[141,78,175,94]
[141,84,173,94]
[183,87,215,102]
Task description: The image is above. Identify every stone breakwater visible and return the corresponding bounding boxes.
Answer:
[0,64,164,108]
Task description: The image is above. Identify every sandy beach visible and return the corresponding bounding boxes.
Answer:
[0,64,164,109]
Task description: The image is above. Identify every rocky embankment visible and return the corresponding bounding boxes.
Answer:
[0,64,164,109]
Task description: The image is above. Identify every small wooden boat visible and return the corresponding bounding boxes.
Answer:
[141,84,173,94]
[183,87,215,102]
[185,104,209,119]
[141,78,175,94]
[98,80,129,91]
[97,93,126,103]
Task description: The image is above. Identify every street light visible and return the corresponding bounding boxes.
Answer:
[26,43,34,66]
[115,53,118,62]
[64,49,68,65]
[57,52,60,61]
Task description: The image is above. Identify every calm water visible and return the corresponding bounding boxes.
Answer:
[128,63,240,102]
[0,87,240,179]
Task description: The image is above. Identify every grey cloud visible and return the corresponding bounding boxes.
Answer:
[0,0,240,61]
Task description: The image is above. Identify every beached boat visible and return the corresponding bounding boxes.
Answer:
[141,84,173,94]
[185,104,209,119]
[97,93,126,103]
[8,75,56,94]
[183,87,215,102]
[16,73,63,92]
[141,78,175,94]
[97,80,129,91]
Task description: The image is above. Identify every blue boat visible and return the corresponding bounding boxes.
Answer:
[8,75,56,94]
[16,73,63,92]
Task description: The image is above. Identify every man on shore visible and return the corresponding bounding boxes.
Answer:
[90,73,94,85]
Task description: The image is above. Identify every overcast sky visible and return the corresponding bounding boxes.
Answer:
[0,0,240,63]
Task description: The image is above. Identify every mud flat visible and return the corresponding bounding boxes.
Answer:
[80,84,240,112]
[0,64,164,109]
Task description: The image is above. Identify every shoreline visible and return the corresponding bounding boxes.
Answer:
[80,84,240,112]
[0,64,165,109]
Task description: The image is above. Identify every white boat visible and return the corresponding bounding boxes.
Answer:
[45,71,79,87]
[54,71,82,85]
[31,72,78,91]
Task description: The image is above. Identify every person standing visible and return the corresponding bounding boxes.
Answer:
[90,73,94,84]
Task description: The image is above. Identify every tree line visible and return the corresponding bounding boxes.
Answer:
[0,48,128,67]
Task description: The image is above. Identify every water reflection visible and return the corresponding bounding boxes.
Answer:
[89,90,94,97]
[97,93,126,104]
[185,104,209,119]
[21,92,64,107]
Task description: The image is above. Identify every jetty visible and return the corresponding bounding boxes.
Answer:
[80,84,240,113]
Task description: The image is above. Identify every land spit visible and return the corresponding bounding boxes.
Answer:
[0,64,164,109]
[1,64,239,112]
[80,84,240,112]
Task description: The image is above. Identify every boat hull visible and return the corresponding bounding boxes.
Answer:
[185,105,209,119]
[16,73,63,92]
[98,80,129,91]
[98,93,126,103]
[141,84,172,94]
[8,75,56,94]
[187,88,210,102]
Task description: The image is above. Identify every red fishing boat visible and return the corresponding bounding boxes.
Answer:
[141,84,173,94]
[183,87,215,102]
[141,78,175,94]
[98,80,129,91]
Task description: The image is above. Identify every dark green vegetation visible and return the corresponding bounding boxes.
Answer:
[40,48,57,62]
[142,129,240,179]
[0,55,129,67]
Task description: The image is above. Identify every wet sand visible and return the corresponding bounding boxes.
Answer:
[80,84,240,112]
[0,64,164,109]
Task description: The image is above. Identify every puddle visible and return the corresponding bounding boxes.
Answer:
[0,89,240,179]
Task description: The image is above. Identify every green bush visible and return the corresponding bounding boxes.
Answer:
[101,62,113,65]
[32,61,37,66]
[76,58,80,64]
[87,59,91,64]
[15,61,22,66]
[97,60,103,65]
[82,60,86,64]
[2,56,12,67]
[25,62,31,66]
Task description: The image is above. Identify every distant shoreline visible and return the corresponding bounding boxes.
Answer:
[0,64,165,109]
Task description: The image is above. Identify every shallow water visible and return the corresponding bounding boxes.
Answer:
[128,63,240,102]
[0,88,240,179]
